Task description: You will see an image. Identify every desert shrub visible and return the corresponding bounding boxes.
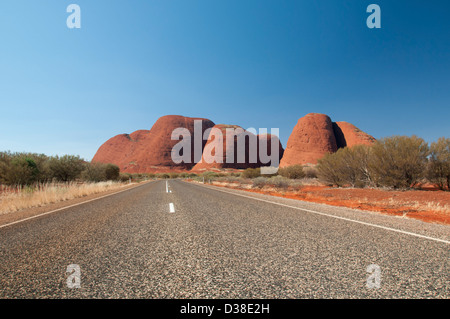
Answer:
[216,175,242,183]
[229,172,241,177]
[201,171,219,180]
[0,157,38,186]
[369,136,429,189]
[81,163,120,182]
[252,176,269,188]
[278,165,305,179]
[156,173,170,179]
[48,155,84,182]
[303,166,318,179]
[81,163,106,182]
[104,164,120,181]
[241,168,261,179]
[427,137,450,190]
[0,152,52,185]
[317,145,374,188]
[120,173,132,182]
[169,172,179,179]
[131,173,146,181]
[269,175,289,189]
[317,152,345,187]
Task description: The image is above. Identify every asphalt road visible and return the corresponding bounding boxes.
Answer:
[0,180,448,298]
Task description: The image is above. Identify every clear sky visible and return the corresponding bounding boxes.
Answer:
[1,0,449,161]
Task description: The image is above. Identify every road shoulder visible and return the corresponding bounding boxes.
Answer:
[0,181,152,228]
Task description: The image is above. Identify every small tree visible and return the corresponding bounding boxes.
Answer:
[369,136,429,189]
[81,163,107,182]
[317,152,345,187]
[0,156,39,186]
[317,145,374,188]
[48,155,84,182]
[105,164,120,180]
[427,137,450,190]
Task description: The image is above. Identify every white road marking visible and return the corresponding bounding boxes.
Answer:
[166,180,169,193]
[193,182,450,245]
[0,181,153,230]
[169,203,175,213]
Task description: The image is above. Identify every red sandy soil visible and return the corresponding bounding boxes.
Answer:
[204,182,450,225]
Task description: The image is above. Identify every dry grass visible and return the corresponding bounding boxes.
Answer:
[0,181,127,215]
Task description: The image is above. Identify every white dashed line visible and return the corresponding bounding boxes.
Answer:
[169,203,175,213]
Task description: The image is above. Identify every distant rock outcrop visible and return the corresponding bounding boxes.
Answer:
[280,113,338,167]
[93,113,373,173]
[280,113,375,167]
[92,115,215,173]
[332,121,376,148]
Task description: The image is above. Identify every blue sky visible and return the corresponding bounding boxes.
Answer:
[1,0,449,160]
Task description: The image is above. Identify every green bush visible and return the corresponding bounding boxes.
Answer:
[317,145,374,188]
[0,152,51,185]
[278,165,305,179]
[105,164,120,181]
[120,173,132,182]
[427,137,450,190]
[317,152,345,187]
[2,157,38,185]
[48,155,84,182]
[241,168,261,179]
[169,172,179,179]
[81,162,120,182]
[303,166,318,179]
[269,175,289,189]
[369,136,429,189]
[252,176,269,188]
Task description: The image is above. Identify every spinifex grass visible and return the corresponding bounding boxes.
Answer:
[0,181,125,215]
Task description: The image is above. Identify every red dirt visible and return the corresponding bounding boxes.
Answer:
[206,182,450,225]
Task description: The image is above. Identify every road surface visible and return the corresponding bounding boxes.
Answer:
[0,180,448,298]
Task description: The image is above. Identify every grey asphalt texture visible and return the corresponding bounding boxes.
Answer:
[0,180,448,298]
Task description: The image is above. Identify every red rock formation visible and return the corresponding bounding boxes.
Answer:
[280,113,338,167]
[92,115,215,173]
[280,113,375,167]
[333,121,376,148]
[93,113,374,173]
